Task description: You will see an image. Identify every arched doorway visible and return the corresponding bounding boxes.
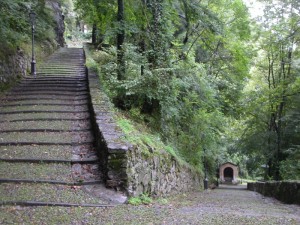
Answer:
[224,167,233,182]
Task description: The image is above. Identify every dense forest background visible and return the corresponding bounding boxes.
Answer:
[0,0,299,181]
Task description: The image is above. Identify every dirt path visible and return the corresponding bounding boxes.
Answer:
[1,184,299,224]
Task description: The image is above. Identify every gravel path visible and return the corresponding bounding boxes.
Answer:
[1,184,299,224]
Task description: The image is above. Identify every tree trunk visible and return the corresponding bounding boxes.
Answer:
[117,0,125,80]
[92,23,97,45]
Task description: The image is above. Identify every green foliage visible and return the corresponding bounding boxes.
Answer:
[77,0,253,180]
[116,115,179,159]
[228,0,300,180]
[74,0,295,182]
[280,147,300,180]
[0,0,61,58]
[128,193,153,206]
[0,0,31,56]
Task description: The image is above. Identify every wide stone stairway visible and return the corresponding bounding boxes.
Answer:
[0,48,117,207]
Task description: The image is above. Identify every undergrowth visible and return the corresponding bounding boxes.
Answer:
[84,44,202,175]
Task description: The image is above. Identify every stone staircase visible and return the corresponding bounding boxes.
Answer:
[0,48,124,207]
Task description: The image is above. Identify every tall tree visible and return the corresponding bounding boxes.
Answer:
[237,0,300,180]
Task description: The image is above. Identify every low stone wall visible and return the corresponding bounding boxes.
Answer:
[247,181,300,205]
[86,67,203,197]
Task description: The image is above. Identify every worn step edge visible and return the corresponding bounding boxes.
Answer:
[2,95,89,99]
[0,158,99,164]
[20,81,86,85]
[0,129,92,133]
[11,86,87,91]
[24,78,86,81]
[0,142,93,146]
[0,118,90,123]
[9,90,88,94]
[36,74,85,77]
[11,88,88,91]
[0,179,102,186]
[0,110,89,114]
[0,103,88,107]
[0,201,115,207]
[1,97,89,101]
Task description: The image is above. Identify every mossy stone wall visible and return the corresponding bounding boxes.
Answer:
[127,146,202,197]
[0,49,29,84]
[248,181,300,205]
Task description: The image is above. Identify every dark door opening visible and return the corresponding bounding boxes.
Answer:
[224,167,233,182]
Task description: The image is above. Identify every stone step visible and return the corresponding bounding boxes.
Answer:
[0,162,101,183]
[24,77,86,81]
[11,87,88,92]
[38,69,84,72]
[0,145,73,160]
[0,110,89,115]
[0,120,91,132]
[16,82,87,87]
[0,99,89,106]
[40,64,84,67]
[0,144,95,161]
[35,74,85,77]
[0,112,90,121]
[2,95,88,100]
[0,47,123,207]
[0,183,111,206]
[0,158,99,164]
[0,162,74,183]
[0,131,94,145]
[4,92,88,97]
[0,105,88,112]
[38,66,85,69]
[18,82,86,87]
[37,72,85,75]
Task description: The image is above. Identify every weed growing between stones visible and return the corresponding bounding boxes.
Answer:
[128,193,153,206]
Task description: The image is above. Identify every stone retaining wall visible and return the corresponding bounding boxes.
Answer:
[127,146,202,197]
[247,181,300,205]
[86,67,203,197]
[0,50,30,84]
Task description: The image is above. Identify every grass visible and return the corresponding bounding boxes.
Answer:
[116,114,198,172]
[116,116,166,156]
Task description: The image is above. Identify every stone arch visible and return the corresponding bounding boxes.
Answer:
[219,162,239,184]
